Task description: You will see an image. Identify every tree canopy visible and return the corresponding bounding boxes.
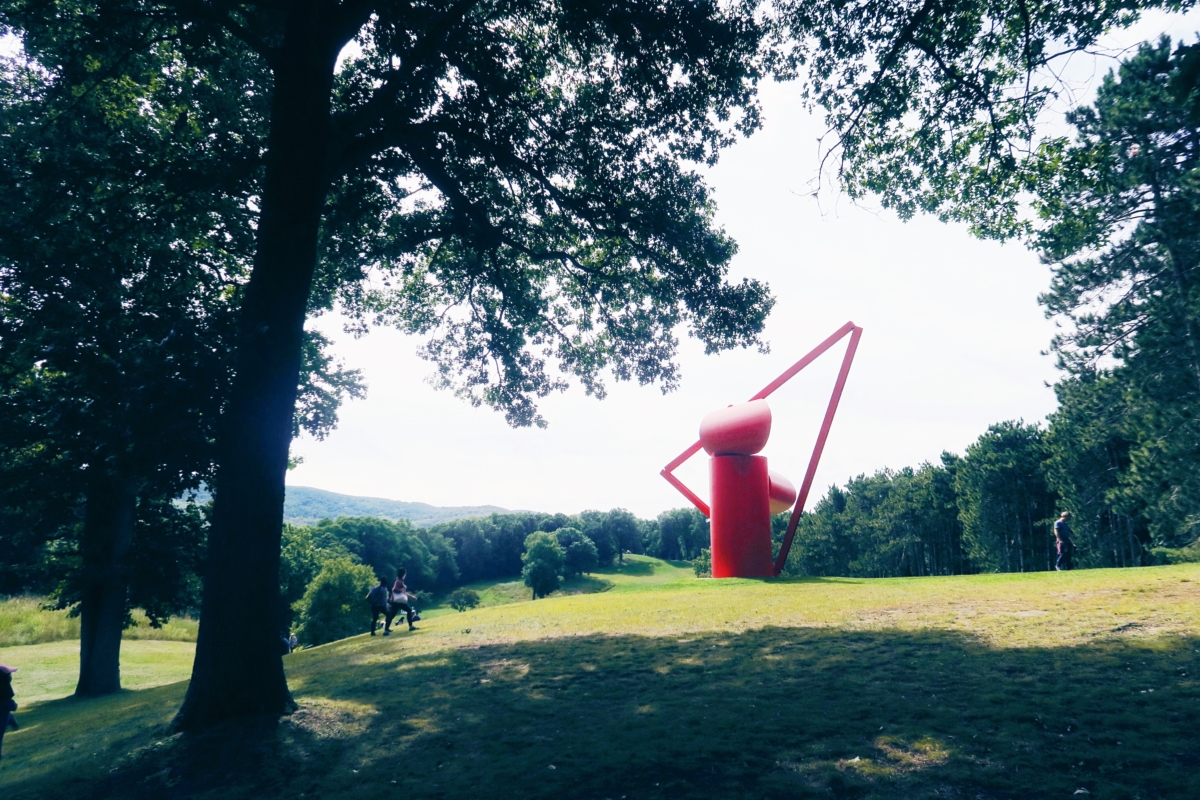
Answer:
[780,0,1191,237]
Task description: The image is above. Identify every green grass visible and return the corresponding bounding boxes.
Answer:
[0,596,198,647]
[420,557,686,618]
[0,640,196,704]
[3,557,1200,799]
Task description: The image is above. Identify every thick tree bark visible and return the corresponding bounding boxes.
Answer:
[174,9,340,731]
[75,469,136,697]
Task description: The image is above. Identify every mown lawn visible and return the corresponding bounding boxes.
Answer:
[0,640,196,704]
[2,557,1198,799]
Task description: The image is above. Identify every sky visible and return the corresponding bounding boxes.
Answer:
[288,9,1200,519]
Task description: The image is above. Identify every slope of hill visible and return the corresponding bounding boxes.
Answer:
[281,485,512,526]
[4,560,1199,800]
[186,485,515,526]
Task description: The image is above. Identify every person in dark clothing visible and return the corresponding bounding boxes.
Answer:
[366,577,391,636]
[1054,512,1077,571]
[385,568,419,633]
[0,665,18,760]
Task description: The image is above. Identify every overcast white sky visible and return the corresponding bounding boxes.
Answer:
[288,10,1200,519]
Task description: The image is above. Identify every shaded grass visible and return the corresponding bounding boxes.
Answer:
[2,561,1199,799]
[0,596,198,647]
[0,640,196,703]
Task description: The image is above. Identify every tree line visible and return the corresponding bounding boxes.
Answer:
[2,0,1189,731]
[780,419,1156,581]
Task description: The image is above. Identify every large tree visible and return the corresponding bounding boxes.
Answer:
[1033,38,1200,549]
[0,13,361,696]
[6,0,777,730]
[0,20,262,696]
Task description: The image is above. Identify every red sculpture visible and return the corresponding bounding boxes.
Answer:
[661,321,863,577]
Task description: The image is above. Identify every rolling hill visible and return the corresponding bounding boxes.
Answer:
[281,485,513,526]
[186,485,516,526]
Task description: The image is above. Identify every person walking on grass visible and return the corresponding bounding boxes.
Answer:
[1055,511,1077,571]
[387,568,419,633]
[367,576,391,636]
[0,665,18,760]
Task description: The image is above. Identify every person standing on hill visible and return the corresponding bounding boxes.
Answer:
[367,577,391,636]
[0,665,18,760]
[387,568,418,633]
[1054,512,1077,571]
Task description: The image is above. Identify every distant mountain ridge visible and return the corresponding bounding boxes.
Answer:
[184,485,514,527]
[283,486,512,527]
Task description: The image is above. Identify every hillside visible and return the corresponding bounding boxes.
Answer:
[187,485,515,526]
[282,485,514,526]
[2,560,1199,799]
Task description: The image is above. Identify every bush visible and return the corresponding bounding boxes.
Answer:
[1149,540,1200,564]
[293,558,376,646]
[692,548,712,578]
[447,588,481,612]
[522,531,565,599]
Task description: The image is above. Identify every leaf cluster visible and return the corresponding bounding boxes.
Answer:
[778,0,1187,237]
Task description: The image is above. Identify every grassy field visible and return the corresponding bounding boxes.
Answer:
[2,557,1198,799]
[0,640,197,704]
[418,557,670,617]
[0,596,199,647]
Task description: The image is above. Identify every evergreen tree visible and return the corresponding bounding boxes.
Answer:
[1032,39,1200,550]
[956,422,1058,573]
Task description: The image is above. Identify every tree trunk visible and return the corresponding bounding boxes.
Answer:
[75,469,137,696]
[174,11,338,731]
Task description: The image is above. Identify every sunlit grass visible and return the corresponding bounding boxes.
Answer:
[2,559,1198,799]
[420,556,686,617]
[0,639,196,703]
[0,596,198,647]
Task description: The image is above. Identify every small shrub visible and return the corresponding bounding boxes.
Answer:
[447,588,481,612]
[293,558,376,646]
[522,531,565,599]
[692,548,712,578]
[1150,540,1200,564]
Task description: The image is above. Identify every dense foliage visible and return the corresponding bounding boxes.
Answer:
[446,588,481,612]
[292,558,376,647]
[522,532,566,599]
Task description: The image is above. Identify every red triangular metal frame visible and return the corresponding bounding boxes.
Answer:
[660,321,864,575]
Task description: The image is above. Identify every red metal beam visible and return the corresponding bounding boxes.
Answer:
[750,320,856,401]
[772,325,863,575]
[660,468,711,518]
[660,322,862,535]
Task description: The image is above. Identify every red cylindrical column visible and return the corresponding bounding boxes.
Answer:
[709,455,774,578]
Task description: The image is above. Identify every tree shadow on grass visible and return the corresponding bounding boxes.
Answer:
[554,575,614,596]
[597,559,656,577]
[8,625,1200,800]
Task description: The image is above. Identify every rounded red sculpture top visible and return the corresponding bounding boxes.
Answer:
[768,472,797,515]
[699,399,772,456]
